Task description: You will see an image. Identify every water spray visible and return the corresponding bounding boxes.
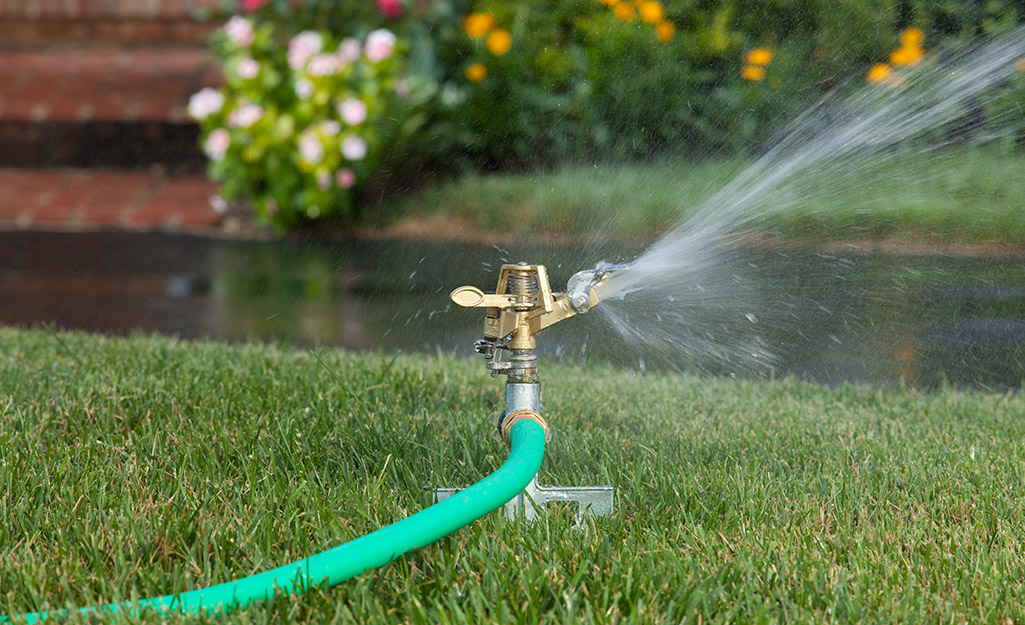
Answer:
[438,262,619,525]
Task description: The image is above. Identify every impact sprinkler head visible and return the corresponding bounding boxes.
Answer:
[450,262,616,380]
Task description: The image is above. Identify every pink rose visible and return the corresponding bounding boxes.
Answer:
[223,16,254,47]
[336,167,356,188]
[321,120,341,136]
[364,29,396,63]
[299,133,324,163]
[236,57,259,79]
[377,0,402,19]
[187,87,224,120]
[337,98,367,125]
[288,31,323,70]
[204,129,230,160]
[227,103,263,128]
[242,0,267,11]
[341,135,367,161]
[307,53,341,76]
[337,38,361,63]
[295,78,314,100]
[209,195,228,215]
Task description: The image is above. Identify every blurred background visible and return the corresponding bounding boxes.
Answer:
[1,0,1024,388]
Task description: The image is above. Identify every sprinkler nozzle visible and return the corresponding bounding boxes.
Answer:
[450,263,606,378]
[566,261,631,313]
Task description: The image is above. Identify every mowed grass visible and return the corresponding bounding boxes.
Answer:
[2,326,1025,623]
[385,146,1025,249]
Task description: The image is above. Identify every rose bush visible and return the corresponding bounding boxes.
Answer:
[189,11,430,228]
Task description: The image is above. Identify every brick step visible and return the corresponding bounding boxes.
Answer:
[0,18,218,47]
[0,47,219,170]
[0,168,224,231]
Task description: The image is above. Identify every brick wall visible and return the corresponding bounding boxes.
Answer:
[0,0,228,47]
[1,0,227,19]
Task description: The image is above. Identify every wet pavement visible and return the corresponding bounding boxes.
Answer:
[2,230,1024,390]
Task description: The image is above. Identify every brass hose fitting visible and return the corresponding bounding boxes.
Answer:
[499,409,552,447]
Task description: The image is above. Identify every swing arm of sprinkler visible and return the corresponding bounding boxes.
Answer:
[440,262,619,526]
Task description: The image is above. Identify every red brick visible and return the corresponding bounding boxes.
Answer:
[160,0,188,19]
[0,100,46,121]
[80,0,114,18]
[128,176,219,227]
[117,0,159,18]
[0,46,218,125]
[46,98,83,121]
[131,21,170,43]
[168,20,218,45]
[189,0,229,11]
[40,0,73,18]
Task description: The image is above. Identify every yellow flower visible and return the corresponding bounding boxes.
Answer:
[486,28,512,56]
[900,26,924,47]
[464,12,495,39]
[654,19,675,43]
[612,3,635,21]
[744,47,772,67]
[866,62,891,84]
[465,62,487,82]
[740,65,765,81]
[638,1,664,24]
[889,45,923,67]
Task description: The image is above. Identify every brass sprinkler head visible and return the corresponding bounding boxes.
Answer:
[450,263,610,379]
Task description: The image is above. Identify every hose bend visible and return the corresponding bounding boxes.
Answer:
[8,420,548,624]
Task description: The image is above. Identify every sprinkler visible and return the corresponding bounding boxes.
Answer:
[439,262,617,526]
[3,262,620,624]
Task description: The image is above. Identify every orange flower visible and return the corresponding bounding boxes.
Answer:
[599,0,616,6]
[465,62,487,82]
[486,28,512,56]
[740,65,765,81]
[1015,57,1025,72]
[866,62,891,84]
[889,45,923,67]
[463,12,495,39]
[654,19,675,43]
[744,47,772,66]
[900,26,924,47]
[638,1,664,24]
[612,3,634,21]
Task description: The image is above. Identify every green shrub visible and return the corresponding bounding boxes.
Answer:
[190,5,432,228]
[196,0,1025,227]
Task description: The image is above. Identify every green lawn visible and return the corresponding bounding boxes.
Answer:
[383,146,1025,249]
[2,327,1025,623]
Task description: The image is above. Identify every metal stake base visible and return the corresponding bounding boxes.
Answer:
[435,474,613,528]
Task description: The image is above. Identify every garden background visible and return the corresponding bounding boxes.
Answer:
[189,0,1025,239]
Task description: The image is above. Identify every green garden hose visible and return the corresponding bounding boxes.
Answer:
[7,419,547,624]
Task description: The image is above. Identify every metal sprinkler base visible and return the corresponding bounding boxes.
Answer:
[435,475,614,527]
[445,262,620,529]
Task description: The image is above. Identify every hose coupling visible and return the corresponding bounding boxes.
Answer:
[498,409,552,448]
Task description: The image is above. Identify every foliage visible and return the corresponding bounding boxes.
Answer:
[388,146,1025,247]
[193,1,1025,227]
[190,7,432,228]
